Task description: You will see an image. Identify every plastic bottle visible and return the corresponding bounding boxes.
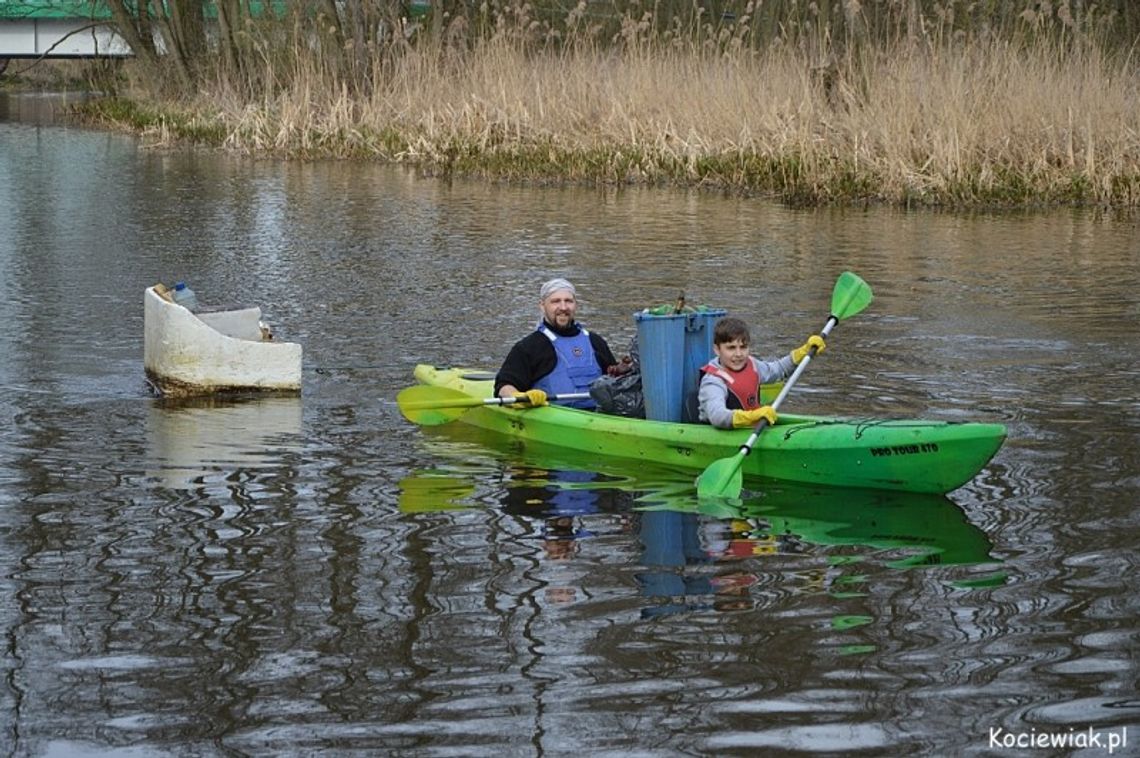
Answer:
[172,281,199,312]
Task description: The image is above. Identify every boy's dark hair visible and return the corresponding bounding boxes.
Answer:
[713,317,750,346]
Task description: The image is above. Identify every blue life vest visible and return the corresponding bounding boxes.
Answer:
[534,323,600,409]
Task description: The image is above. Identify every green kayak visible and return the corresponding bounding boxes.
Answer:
[406,364,1007,495]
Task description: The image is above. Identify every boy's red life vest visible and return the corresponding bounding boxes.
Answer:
[700,360,761,410]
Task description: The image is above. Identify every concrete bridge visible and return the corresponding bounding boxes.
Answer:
[0,1,431,74]
[0,1,131,62]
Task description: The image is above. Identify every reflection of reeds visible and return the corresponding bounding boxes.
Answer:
[90,1,1140,206]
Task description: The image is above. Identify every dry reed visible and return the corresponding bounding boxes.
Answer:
[97,1,1140,206]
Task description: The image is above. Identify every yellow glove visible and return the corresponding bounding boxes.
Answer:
[732,405,778,429]
[792,334,826,365]
[514,389,548,407]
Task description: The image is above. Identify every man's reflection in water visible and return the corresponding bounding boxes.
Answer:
[541,515,584,560]
[501,468,633,607]
[502,468,615,555]
[500,467,810,614]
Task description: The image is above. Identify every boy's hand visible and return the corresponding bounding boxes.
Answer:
[732,405,778,428]
[792,335,826,364]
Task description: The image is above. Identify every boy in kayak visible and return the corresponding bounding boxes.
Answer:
[495,278,619,410]
[698,317,825,429]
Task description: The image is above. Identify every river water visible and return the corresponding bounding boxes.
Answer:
[1,94,1137,756]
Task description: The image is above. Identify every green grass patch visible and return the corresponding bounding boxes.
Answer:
[73,98,228,144]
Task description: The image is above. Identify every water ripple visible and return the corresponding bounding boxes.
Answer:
[1,121,1137,754]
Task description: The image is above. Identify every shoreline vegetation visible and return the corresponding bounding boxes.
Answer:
[22,1,1140,207]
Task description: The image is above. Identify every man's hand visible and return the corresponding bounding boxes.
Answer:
[514,389,548,406]
[606,356,634,377]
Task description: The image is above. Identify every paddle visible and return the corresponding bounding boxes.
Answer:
[397,384,591,426]
[695,271,874,500]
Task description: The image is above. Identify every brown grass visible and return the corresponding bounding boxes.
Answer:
[90,1,1140,206]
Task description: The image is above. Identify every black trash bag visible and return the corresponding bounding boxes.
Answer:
[590,370,644,418]
[590,336,645,418]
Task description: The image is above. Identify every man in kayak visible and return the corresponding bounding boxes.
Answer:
[495,278,618,410]
[698,317,826,429]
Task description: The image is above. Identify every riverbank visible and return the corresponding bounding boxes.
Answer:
[1,59,120,91]
[75,33,1140,209]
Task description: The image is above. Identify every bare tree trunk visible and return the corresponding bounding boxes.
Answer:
[103,0,160,66]
[320,0,345,41]
[215,0,243,81]
[143,0,194,92]
[104,0,190,93]
[343,0,370,85]
[169,0,208,72]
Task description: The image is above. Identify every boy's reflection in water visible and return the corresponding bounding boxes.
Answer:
[638,509,770,616]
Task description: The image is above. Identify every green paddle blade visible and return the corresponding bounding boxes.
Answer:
[831,271,873,321]
[695,451,746,500]
[397,385,486,426]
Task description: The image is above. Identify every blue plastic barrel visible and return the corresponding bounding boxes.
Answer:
[681,308,726,422]
[634,311,686,421]
[635,308,726,422]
